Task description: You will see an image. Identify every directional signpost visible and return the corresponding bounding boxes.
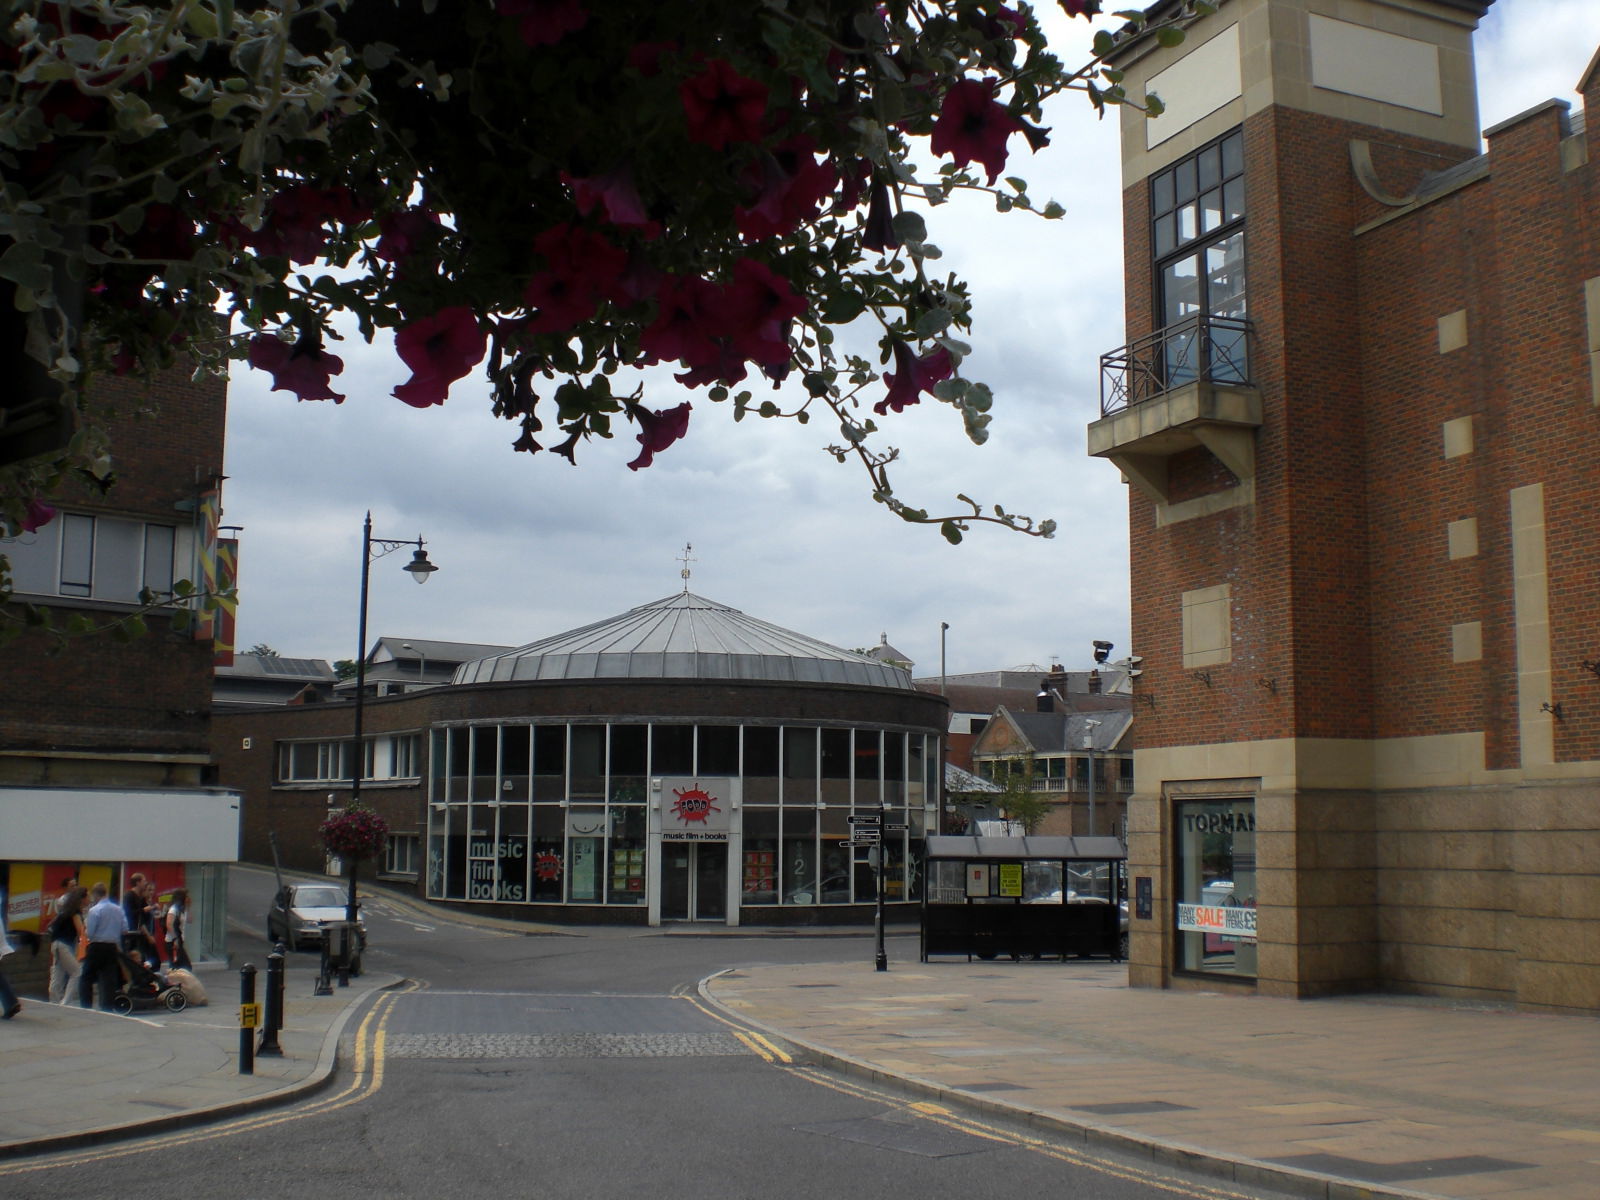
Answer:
[850,814,888,971]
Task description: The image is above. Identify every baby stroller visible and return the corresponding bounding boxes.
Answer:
[113,940,188,1014]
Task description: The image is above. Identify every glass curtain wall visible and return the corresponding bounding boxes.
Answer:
[427,721,937,910]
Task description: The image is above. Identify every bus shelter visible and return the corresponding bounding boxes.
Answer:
[920,835,1127,962]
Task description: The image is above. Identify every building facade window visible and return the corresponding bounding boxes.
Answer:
[277,734,421,784]
[1173,797,1257,978]
[384,832,421,876]
[8,511,182,603]
[1152,127,1247,385]
[424,720,938,915]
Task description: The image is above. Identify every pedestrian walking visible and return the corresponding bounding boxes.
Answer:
[0,921,21,1019]
[140,879,163,967]
[165,888,191,971]
[50,875,77,919]
[80,882,128,1011]
[48,886,88,1004]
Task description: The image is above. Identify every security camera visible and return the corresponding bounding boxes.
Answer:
[1092,640,1114,664]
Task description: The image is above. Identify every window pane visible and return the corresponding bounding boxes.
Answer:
[1221,130,1244,177]
[820,728,851,779]
[143,524,175,594]
[1154,213,1176,257]
[1177,201,1197,244]
[60,514,93,596]
[570,724,605,796]
[1151,170,1174,216]
[93,518,141,601]
[1206,233,1247,318]
[1173,157,1196,202]
[1162,255,1201,325]
[1197,144,1220,191]
[698,725,740,776]
[782,726,817,782]
[1200,188,1222,234]
[652,724,694,776]
[1223,177,1245,224]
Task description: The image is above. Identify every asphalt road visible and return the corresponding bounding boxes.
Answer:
[5,869,1288,1200]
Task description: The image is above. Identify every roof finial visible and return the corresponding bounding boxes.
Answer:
[678,542,696,592]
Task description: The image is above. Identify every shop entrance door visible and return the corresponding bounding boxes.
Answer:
[660,841,727,921]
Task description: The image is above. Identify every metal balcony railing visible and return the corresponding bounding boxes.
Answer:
[1100,314,1254,418]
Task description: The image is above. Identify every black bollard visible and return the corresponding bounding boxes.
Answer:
[258,949,285,1057]
[238,964,257,1076]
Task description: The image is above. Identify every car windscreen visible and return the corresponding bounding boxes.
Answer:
[292,887,347,908]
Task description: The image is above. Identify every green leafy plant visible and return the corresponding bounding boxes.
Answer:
[1,0,1191,561]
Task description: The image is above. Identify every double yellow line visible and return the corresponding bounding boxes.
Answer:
[688,992,1259,1200]
[1,984,412,1175]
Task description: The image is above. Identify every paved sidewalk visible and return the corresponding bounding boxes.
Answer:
[0,960,392,1158]
[704,959,1600,1200]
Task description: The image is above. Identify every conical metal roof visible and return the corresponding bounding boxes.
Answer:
[451,592,913,689]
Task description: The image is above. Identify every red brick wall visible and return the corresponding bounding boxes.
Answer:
[1122,102,1587,759]
[2,366,226,760]
[1357,101,1600,765]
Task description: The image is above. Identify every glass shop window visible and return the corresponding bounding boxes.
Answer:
[1174,798,1257,978]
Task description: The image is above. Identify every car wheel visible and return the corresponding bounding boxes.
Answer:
[112,994,133,1015]
[164,989,188,1013]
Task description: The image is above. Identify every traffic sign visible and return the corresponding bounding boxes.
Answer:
[847,814,881,825]
[239,1003,261,1029]
[884,823,907,832]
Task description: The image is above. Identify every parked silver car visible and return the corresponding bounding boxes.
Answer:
[266,883,367,964]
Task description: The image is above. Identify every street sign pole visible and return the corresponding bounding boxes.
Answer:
[875,805,887,972]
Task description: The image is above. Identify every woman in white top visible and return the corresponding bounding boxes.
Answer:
[166,888,191,970]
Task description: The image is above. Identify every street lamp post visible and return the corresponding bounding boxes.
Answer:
[401,641,427,687]
[347,512,438,931]
[1083,719,1102,838]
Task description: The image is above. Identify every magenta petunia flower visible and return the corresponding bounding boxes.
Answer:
[876,341,954,414]
[710,257,806,367]
[735,138,838,241]
[21,497,57,533]
[681,59,769,150]
[1058,0,1101,17]
[497,0,588,46]
[392,307,488,408]
[930,78,1025,184]
[251,185,370,264]
[562,169,658,237]
[627,401,692,470]
[247,333,346,403]
[374,208,441,265]
[523,224,628,334]
[639,274,722,368]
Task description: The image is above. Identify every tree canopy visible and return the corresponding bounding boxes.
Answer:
[1,0,1197,554]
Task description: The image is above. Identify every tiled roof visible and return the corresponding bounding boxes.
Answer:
[453,592,913,689]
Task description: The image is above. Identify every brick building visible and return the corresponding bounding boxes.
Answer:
[1089,0,1599,1011]
[1,366,239,979]
[214,591,945,926]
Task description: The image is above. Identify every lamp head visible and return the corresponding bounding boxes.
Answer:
[404,548,438,584]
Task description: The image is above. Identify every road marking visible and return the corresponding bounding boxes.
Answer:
[0,983,413,1174]
[789,1065,1264,1200]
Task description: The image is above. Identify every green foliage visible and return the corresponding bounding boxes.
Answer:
[0,0,1191,561]
[991,754,1052,835]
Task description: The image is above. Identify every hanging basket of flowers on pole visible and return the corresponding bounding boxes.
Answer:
[319,803,388,973]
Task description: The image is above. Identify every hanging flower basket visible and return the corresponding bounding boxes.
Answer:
[320,806,389,861]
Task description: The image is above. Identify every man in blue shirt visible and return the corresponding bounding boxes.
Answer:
[80,882,128,1011]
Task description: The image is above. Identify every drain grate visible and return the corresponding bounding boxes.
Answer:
[384,1032,750,1059]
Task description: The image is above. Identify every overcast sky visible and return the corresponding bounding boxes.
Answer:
[219,1,1600,678]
